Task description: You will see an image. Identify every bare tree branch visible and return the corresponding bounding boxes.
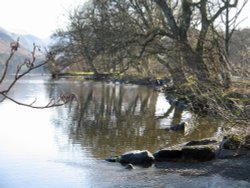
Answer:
[0,38,74,108]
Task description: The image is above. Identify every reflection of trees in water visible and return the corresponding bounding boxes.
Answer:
[46,80,220,159]
[68,82,162,158]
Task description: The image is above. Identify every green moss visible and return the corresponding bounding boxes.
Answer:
[230,134,244,143]
[223,134,244,150]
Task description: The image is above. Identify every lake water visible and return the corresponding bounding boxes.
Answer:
[0,77,249,188]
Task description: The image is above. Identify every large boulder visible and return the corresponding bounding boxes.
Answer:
[182,145,217,161]
[182,139,218,161]
[154,139,218,162]
[119,150,155,165]
[153,148,182,161]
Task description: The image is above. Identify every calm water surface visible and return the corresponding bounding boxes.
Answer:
[0,77,249,188]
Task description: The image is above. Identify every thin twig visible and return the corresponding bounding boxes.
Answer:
[0,38,74,108]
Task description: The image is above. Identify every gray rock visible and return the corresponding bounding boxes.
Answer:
[153,149,182,161]
[105,156,120,162]
[119,150,155,165]
[182,145,217,161]
[243,135,250,149]
[154,140,218,162]
[217,149,241,159]
[125,163,134,170]
[185,139,217,146]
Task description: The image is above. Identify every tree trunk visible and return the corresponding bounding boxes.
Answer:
[181,43,210,80]
[182,42,232,90]
[157,55,189,88]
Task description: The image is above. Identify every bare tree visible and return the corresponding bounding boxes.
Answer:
[50,0,247,91]
[0,38,74,108]
[221,0,248,56]
[50,2,142,75]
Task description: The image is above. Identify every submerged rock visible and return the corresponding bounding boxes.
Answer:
[105,156,120,162]
[185,139,217,146]
[119,150,155,165]
[165,122,187,131]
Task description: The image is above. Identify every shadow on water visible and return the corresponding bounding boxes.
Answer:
[46,79,223,159]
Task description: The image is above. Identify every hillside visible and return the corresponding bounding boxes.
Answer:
[0,27,47,73]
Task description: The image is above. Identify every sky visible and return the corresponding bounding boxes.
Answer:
[0,0,250,39]
[0,0,86,39]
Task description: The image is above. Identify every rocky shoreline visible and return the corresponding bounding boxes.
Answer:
[55,73,250,179]
[106,133,250,174]
[155,157,250,182]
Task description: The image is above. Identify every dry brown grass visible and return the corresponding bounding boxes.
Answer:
[231,77,250,95]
